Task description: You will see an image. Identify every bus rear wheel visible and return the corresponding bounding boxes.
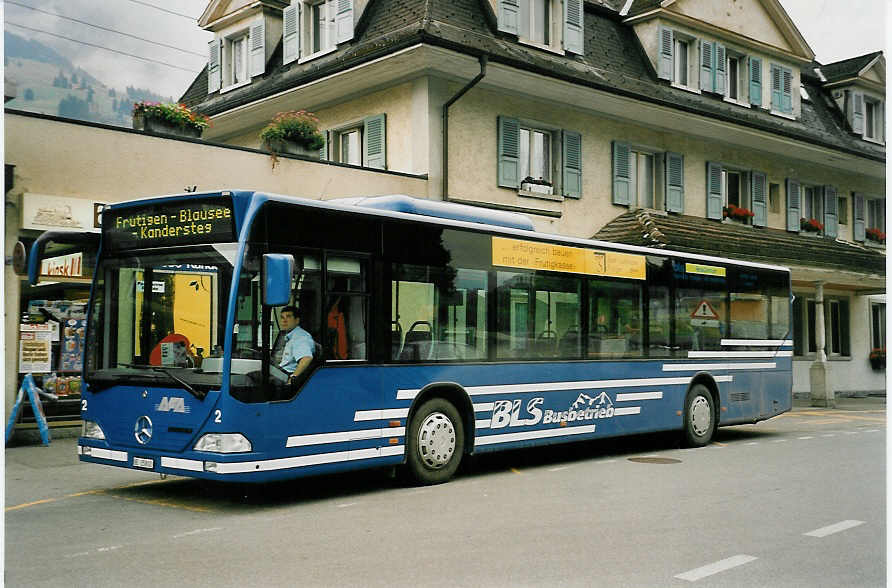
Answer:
[406,398,464,485]
[683,384,715,447]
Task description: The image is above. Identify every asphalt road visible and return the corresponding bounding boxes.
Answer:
[6,400,885,587]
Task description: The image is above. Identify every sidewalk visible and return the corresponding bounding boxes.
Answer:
[793,395,886,412]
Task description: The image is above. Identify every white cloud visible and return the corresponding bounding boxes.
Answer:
[6,0,211,98]
[779,0,886,64]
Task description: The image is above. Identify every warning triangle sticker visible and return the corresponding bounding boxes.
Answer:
[690,300,719,320]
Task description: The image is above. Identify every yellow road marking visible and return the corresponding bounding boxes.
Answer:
[511,468,523,474]
[713,441,726,447]
[6,478,181,513]
[99,493,212,513]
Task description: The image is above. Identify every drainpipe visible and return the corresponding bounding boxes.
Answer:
[442,55,488,202]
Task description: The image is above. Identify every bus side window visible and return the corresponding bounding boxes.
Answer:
[326,257,368,360]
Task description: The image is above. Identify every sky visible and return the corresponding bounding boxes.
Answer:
[1,0,888,100]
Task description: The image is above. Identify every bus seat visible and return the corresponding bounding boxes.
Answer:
[400,321,433,361]
[559,328,580,356]
[391,321,403,359]
[536,330,557,357]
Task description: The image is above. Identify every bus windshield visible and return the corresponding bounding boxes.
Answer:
[85,244,239,394]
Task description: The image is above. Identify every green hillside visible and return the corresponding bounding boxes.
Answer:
[5,32,176,128]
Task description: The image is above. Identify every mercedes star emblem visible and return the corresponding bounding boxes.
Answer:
[134,415,153,445]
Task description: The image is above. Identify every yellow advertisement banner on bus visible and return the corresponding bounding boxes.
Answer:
[492,237,646,280]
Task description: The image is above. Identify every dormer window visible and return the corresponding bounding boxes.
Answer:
[495,0,584,55]
[282,0,355,65]
[206,17,265,94]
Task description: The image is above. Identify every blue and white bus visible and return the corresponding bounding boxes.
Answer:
[30,191,792,484]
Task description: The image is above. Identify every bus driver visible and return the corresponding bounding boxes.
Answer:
[278,306,315,383]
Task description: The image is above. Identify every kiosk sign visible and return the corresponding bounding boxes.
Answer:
[104,197,236,250]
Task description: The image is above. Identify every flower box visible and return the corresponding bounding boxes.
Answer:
[869,348,885,371]
[132,102,208,138]
[866,228,886,244]
[260,110,325,158]
[722,204,754,223]
[800,218,824,234]
[520,177,553,195]
[262,138,320,159]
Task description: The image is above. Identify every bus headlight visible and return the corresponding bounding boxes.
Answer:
[82,420,106,440]
[193,433,252,453]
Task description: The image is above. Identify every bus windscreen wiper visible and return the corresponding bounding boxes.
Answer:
[120,363,206,400]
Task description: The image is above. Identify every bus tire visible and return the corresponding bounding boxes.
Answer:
[683,384,715,447]
[406,398,464,485]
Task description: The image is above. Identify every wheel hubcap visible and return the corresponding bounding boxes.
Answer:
[690,396,712,437]
[418,412,456,469]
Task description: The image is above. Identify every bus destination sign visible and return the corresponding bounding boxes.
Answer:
[104,198,236,249]
[492,237,646,280]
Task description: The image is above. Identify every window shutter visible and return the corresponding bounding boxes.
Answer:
[751,171,767,227]
[664,152,684,213]
[853,193,866,242]
[319,130,329,161]
[249,18,265,76]
[562,130,582,199]
[823,185,838,238]
[700,40,714,92]
[658,27,674,81]
[714,44,726,95]
[498,116,520,189]
[363,113,386,170]
[770,64,783,111]
[749,56,762,106]
[706,161,723,219]
[208,39,221,93]
[880,100,885,142]
[563,0,584,55]
[852,91,865,134]
[781,68,792,113]
[611,141,631,206]
[337,0,354,43]
[498,0,520,35]
[786,178,801,232]
[283,4,299,64]
[517,0,531,39]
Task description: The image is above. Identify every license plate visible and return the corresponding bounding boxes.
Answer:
[133,457,154,469]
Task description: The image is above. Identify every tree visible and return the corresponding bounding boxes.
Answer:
[58,95,89,119]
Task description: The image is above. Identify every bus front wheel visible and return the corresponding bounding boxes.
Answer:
[683,384,715,447]
[406,398,464,485]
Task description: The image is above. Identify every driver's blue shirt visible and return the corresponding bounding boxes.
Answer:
[279,326,315,374]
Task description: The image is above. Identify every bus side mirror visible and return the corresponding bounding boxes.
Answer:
[263,254,294,306]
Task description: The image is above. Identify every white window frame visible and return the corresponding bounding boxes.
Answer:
[863,96,884,143]
[517,0,563,54]
[330,124,363,166]
[629,148,657,210]
[723,50,749,106]
[670,32,697,92]
[871,302,886,351]
[793,294,851,359]
[220,31,251,92]
[720,166,751,221]
[866,197,885,232]
[300,0,338,63]
[516,120,563,198]
[802,184,823,225]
